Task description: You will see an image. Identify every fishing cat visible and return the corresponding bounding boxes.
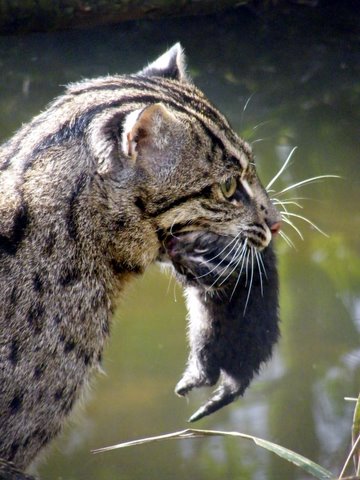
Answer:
[0,43,280,473]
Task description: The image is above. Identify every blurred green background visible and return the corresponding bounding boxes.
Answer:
[0,5,359,479]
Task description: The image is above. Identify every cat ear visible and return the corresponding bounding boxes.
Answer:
[90,103,178,175]
[122,103,179,165]
[138,43,189,83]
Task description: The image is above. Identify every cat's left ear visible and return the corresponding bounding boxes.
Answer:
[122,103,180,168]
[138,43,189,83]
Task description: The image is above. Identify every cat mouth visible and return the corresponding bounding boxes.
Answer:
[161,231,249,290]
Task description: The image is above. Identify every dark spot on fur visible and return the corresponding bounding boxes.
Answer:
[9,286,19,305]
[27,303,44,333]
[97,352,103,364]
[54,314,62,324]
[110,259,125,274]
[62,395,76,415]
[83,353,91,366]
[6,286,19,319]
[91,290,106,311]
[34,364,45,379]
[192,131,203,149]
[40,435,50,448]
[44,231,56,256]
[131,264,142,274]
[134,196,146,212]
[9,393,23,414]
[102,320,110,336]
[60,385,78,414]
[0,202,30,255]
[156,228,166,245]
[33,273,43,293]
[31,427,54,449]
[23,435,31,449]
[260,204,266,211]
[22,435,31,449]
[256,231,267,242]
[110,259,142,275]
[77,347,92,366]
[251,222,264,229]
[9,339,19,366]
[54,388,64,401]
[206,152,213,163]
[37,390,44,402]
[8,441,20,461]
[64,339,76,353]
[31,428,41,439]
[114,217,126,229]
[59,266,80,287]
[66,173,87,240]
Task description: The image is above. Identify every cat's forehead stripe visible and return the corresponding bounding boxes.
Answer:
[209,129,249,171]
[32,78,249,174]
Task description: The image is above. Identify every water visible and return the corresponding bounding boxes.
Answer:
[0,7,359,479]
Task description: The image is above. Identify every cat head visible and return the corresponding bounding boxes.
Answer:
[17,43,280,286]
[117,44,281,287]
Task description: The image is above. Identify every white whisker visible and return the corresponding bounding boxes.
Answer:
[217,240,247,288]
[244,248,251,288]
[243,247,255,314]
[250,137,271,146]
[240,94,255,132]
[255,250,264,297]
[243,93,255,112]
[253,120,271,131]
[208,240,242,289]
[173,277,178,303]
[166,272,173,296]
[274,196,310,205]
[230,239,248,300]
[279,230,296,249]
[275,175,340,196]
[257,250,268,280]
[169,212,183,238]
[211,238,248,289]
[266,146,297,191]
[196,235,241,280]
[282,211,329,237]
[280,216,304,240]
[272,198,303,209]
[202,233,240,264]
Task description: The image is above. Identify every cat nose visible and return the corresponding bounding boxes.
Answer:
[269,221,281,236]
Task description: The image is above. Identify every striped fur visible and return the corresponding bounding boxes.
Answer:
[0,43,280,474]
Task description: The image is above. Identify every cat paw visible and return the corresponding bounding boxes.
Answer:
[175,368,220,397]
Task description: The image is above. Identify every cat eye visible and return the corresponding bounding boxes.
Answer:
[220,177,237,199]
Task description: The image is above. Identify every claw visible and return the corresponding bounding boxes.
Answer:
[175,378,194,397]
[188,378,240,422]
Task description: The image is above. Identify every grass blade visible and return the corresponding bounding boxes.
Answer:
[339,394,360,478]
[353,394,360,475]
[92,428,334,479]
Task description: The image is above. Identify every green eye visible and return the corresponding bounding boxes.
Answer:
[220,177,237,199]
